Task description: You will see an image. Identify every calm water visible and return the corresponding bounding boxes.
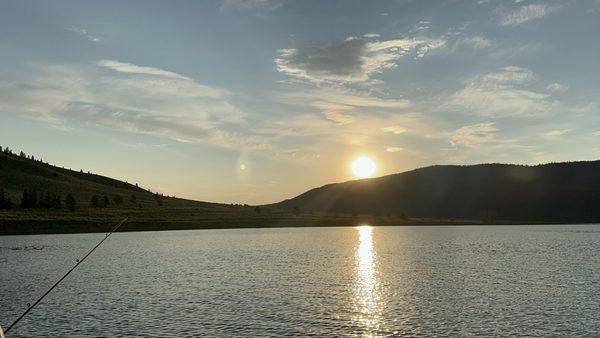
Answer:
[1,224,599,337]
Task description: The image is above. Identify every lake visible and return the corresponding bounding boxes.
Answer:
[1,224,599,337]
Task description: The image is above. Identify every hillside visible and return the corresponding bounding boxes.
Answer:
[0,148,418,235]
[270,161,600,223]
[0,148,209,209]
[4,147,595,235]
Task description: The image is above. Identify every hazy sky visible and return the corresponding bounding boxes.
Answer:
[1,0,599,204]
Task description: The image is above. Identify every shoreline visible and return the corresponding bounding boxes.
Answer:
[1,217,596,236]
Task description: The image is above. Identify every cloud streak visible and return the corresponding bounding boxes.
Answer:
[98,60,191,80]
[69,27,100,42]
[446,66,557,117]
[220,0,283,11]
[499,3,559,26]
[275,36,445,84]
[451,122,498,147]
[0,61,268,149]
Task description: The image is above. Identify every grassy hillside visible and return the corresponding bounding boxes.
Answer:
[270,161,600,223]
[0,148,206,209]
[0,148,428,235]
[5,147,587,235]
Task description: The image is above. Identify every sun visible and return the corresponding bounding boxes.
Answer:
[352,156,377,178]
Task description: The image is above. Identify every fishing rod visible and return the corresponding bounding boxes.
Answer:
[1,218,128,336]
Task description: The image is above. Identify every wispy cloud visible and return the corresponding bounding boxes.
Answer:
[220,0,283,11]
[546,82,568,93]
[446,66,556,117]
[322,111,355,125]
[98,60,191,80]
[381,125,407,134]
[277,87,411,126]
[69,27,100,42]
[451,122,498,147]
[543,129,570,140]
[499,3,559,26]
[275,35,445,84]
[0,61,268,149]
[458,35,492,49]
[386,146,403,153]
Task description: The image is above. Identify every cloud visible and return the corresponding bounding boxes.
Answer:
[446,66,557,117]
[543,129,570,140]
[220,0,283,11]
[481,66,535,85]
[277,88,411,127]
[451,122,498,147]
[363,33,380,38]
[546,82,568,93]
[98,60,191,80]
[256,85,439,164]
[459,35,492,49]
[0,62,268,149]
[322,111,356,125]
[275,36,445,84]
[386,146,403,153]
[499,3,559,26]
[381,125,407,134]
[69,27,100,42]
[412,20,431,32]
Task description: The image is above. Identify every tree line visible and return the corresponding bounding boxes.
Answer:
[0,188,158,211]
[0,188,76,211]
[89,193,141,208]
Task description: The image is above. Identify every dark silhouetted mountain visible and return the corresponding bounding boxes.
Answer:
[270,161,600,222]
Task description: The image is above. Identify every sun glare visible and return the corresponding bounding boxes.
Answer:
[352,156,376,178]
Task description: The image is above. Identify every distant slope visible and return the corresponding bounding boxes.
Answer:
[2,149,421,235]
[0,149,209,208]
[270,161,600,222]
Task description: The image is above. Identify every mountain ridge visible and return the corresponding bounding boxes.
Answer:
[269,160,600,223]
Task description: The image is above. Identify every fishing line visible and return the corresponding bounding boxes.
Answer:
[2,218,128,335]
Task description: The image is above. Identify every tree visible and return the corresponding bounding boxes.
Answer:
[39,192,52,209]
[0,189,14,210]
[113,195,123,206]
[90,195,99,208]
[65,194,76,212]
[51,194,62,210]
[101,195,110,208]
[154,193,162,206]
[129,194,137,206]
[0,188,5,209]
[20,190,27,208]
[254,206,261,214]
[20,189,38,209]
[293,206,300,216]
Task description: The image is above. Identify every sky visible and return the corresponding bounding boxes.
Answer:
[1,0,600,204]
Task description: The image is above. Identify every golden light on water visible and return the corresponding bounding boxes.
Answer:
[354,225,382,334]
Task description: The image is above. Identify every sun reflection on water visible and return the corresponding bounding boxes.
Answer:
[354,225,382,335]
